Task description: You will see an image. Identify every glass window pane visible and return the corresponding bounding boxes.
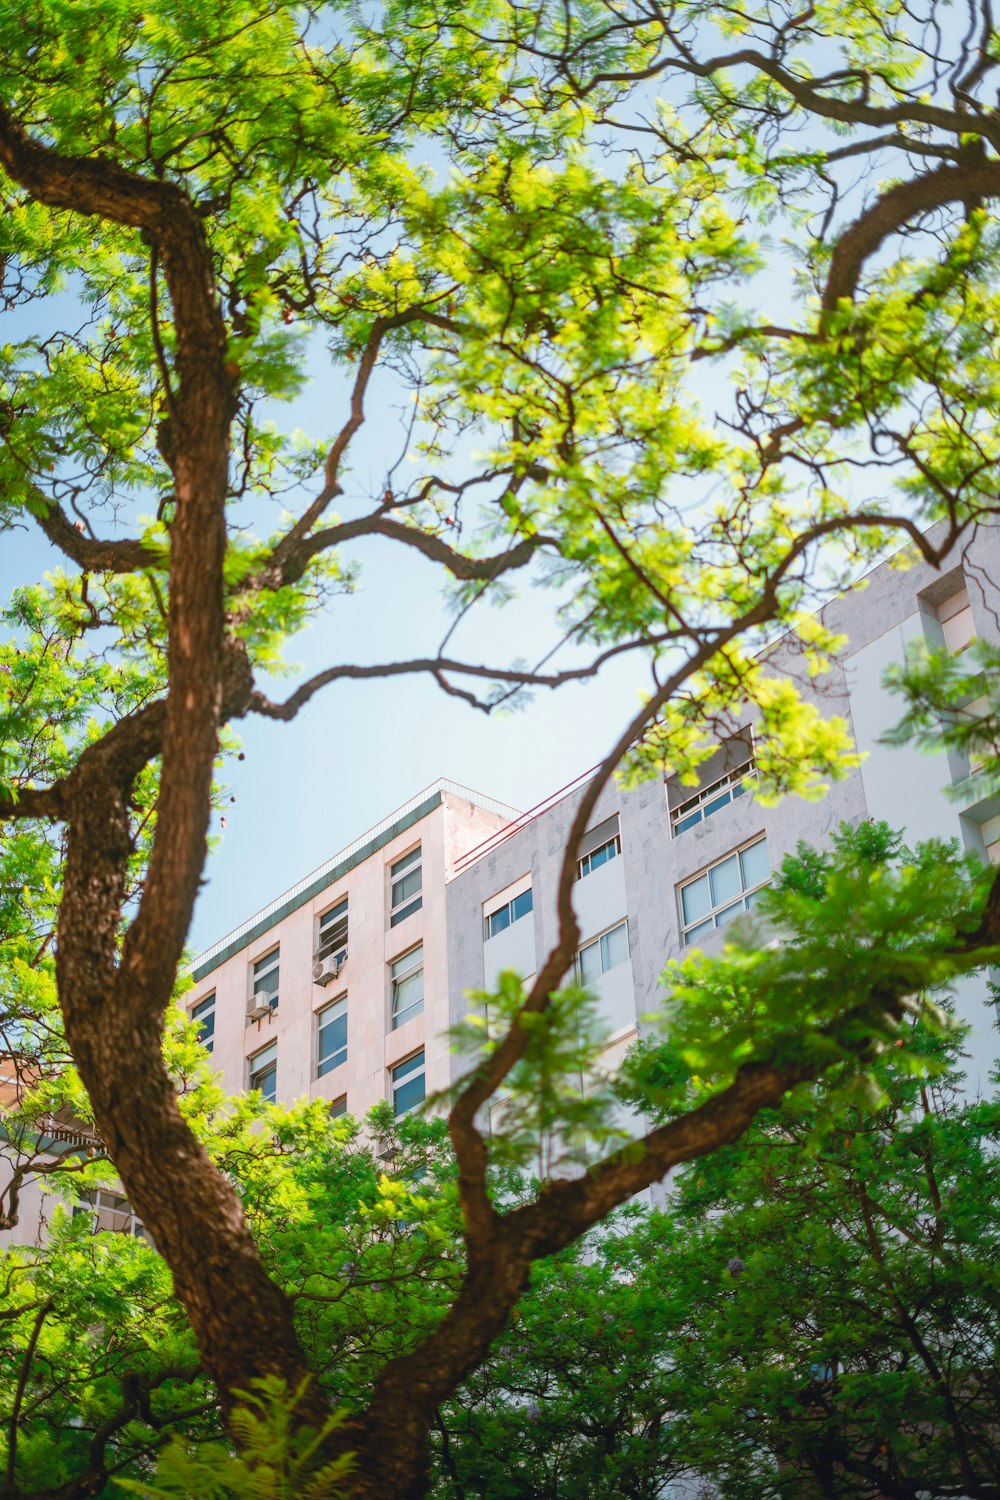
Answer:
[392,969,424,1027]
[393,1072,425,1115]
[674,808,702,834]
[253,953,279,997]
[739,839,769,890]
[192,997,215,1050]
[681,873,711,925]
[392,868,422,906]
[251,1042,276,1071]
[578,940,602,986]
[390,895,421,927]
[250,1043,277,1101]
[392,1050,424,1082]
[320,898,348,929]
[488,904,511,938]
[601,922,629,972]
[318,1005,347,1074]
[391,847,421,876]
[683,917,713,945]
[703,790,732,818]
[709,854,741,907]
[714,900,744,929]
[391,945,422,979]
[592,840,616,872]
[511,889,533,922]
[330,1096,347,1118]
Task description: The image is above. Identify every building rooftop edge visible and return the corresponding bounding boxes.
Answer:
[189,778,521,981]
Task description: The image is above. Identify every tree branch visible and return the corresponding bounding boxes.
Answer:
[270,512,556,591]
[247,636,676,722]
[31,498,154,574]
[822,160,1000,312]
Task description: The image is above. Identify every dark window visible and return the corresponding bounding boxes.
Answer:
[389,848,422,926]
[392,1050,426,1115]
[317,997,347,1077]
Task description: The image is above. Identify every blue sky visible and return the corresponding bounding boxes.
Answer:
[0,335,653,955]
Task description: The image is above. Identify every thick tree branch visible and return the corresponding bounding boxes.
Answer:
[822,160,1000,312]
[31,499,154,574]
[0,785,70,823]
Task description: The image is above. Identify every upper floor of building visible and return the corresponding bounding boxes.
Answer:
[184,524,1000,1117]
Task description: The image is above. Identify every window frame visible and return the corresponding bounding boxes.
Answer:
[389,846,423,927]
[190,993,215,1053]
[670,758,756,838]
[391,1048,426,1116]
[577,833,622,880]
[316,896,348,963]
[390,943,424,1030]
[483,886,534,941]
[316,994,348,1078]
[576,920,630,984]
[75,1188,146,1239]
[248,1040,278,1102]
[678,837,770,945]
[938,585,975,655]
[251,947,280,1011]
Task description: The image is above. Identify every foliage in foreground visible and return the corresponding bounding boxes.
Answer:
[0,826,998,1497]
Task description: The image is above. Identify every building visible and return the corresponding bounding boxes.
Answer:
[4,526,1000,1248]
[446,531,1000,1102]
[187,524,1000,1117]
[185,781,518,1119]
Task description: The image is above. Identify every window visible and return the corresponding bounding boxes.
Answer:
[191,994,215,1053]
[389,847,422,926]
[251,949,280,1010]
[317,897,348,963]
[576,921,630,984]
[680,838,770,945]
[248,1041,278,1102]
[330,1095,348,1119]
[391,1049,425,1115]
[74,1189,146,1239]
[577,816,622,879]
[939,586,975,655]
[671,759,756,837]
[484,887,533,940]
[317,996,347,1077]
[981,815,1000,866]
[391,944,424,1029]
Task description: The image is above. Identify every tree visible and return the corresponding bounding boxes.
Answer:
[4,832,998,1500]
[3,0,1000,1492]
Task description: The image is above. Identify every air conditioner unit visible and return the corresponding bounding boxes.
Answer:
[246,989,273,1020]
[313,956,341,986]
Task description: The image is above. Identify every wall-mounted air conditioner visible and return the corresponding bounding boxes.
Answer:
[312,955,342,985]
[246,989,274,1020]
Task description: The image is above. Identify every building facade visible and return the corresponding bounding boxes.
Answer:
[5,527,1000,1249]
[187,524,1000,1125]
[184,780,519,1120]
[446,528,1000,1102]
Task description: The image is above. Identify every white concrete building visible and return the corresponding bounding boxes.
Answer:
[445,528,1000,1100]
